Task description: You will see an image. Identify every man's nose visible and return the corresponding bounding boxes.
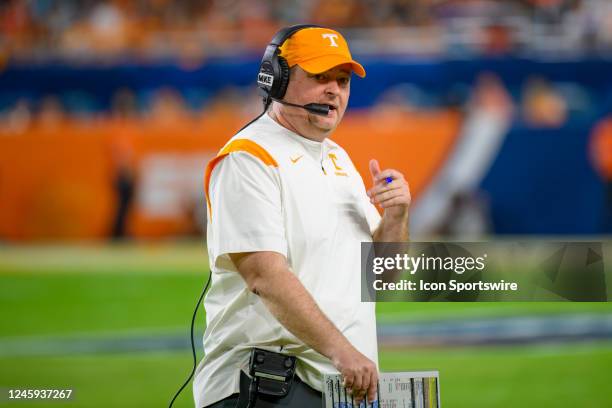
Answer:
[324,79,340,96]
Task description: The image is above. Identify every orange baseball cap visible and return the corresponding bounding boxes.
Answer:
[279,27,366,78]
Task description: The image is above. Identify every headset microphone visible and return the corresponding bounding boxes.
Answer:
[271,98,331,116]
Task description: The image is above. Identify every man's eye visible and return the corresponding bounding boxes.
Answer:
[338,77,350,85]
[315,74,326,81]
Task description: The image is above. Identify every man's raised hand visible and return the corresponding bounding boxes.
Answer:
[367,159,411,219]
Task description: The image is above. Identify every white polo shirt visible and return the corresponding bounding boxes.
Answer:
[194,113,381,407]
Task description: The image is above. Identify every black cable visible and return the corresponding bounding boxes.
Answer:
[237,104,269,135]
[168,272,212,408]
[168,106,268,408]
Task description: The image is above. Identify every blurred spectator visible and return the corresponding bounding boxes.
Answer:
[108,88,138,239]
[236,0,277,50]
[146,87,192,130]
[481,21,515,55]
[472,72,514,119]
[522,76,567,127]
[1,0,611,60]
[2,98,31,135]
[407,72,512,238]
[112,87,139,120]
[437,190,493,239]
[589,116,612,233]
[589,0,612,49]
[311,0,363,28]
[87,1,130,54]
[530,0,572,26]
[35,95,67,134]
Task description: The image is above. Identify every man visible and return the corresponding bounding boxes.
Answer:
[195,25,411,408]
[589,116,612,232]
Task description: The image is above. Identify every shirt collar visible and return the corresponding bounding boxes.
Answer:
[263,113,335,161]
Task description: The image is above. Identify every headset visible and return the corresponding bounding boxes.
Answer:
[257,24,331,116]
[169,24,331,408]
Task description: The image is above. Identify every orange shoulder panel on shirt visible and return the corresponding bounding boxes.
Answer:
[204,139,278,216]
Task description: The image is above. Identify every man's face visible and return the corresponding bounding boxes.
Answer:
[279,64,352,140]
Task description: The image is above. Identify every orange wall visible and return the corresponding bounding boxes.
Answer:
[334,109,461,199]
[0,109,461,241]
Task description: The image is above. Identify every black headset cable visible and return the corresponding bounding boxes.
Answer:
[168,106,269,408]
[168,272,211,408]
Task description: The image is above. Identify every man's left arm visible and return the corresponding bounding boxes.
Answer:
[366,159,411,242]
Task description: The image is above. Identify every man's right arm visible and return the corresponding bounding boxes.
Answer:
[229,251,378,405]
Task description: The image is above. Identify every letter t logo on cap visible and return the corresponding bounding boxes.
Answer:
[322,33,339,47]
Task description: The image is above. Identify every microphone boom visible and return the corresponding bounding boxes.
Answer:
[271,98,331,116]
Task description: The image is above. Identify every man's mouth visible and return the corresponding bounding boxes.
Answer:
[323,104,337,112]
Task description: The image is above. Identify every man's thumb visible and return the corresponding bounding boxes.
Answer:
[369,159,381,180]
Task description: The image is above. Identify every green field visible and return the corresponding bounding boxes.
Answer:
[1,243,611,407]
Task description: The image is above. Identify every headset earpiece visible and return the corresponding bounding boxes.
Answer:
[257,24,320,106]
[275,57,290,100]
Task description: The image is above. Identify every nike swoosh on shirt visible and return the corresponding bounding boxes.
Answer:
[290,155,304,164]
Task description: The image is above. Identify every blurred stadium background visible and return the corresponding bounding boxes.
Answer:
[1,0,612,407]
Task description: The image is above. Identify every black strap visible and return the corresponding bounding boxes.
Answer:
[268,24,320,47]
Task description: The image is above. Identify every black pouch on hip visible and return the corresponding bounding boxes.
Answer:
[248,348,296,398]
